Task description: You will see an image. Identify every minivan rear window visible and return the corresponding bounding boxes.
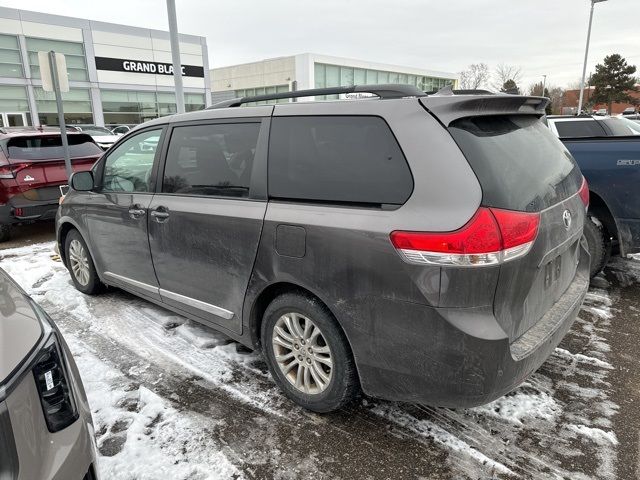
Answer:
[268,116,413,206]
[7,134,103,160]
[449,115,582,212]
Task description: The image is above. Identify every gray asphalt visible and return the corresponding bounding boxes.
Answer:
[2,222,639,479]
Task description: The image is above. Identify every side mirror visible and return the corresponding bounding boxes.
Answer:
[70,171,94,191]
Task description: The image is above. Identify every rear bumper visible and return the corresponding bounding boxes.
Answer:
[354,238,590,407]
[0,199,59,224]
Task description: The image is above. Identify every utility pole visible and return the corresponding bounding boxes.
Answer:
[166,0,185,114]
[542,75,547,96]
[47,51,72,178]
[578,0,608,114]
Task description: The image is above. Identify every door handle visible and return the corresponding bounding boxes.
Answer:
[128,205,146,219]
[150,207,170,222]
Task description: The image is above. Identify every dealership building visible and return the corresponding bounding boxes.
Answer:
[211,53,458,103]
[0,7,210,128]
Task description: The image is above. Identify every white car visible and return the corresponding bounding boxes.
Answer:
[77,126,120,150]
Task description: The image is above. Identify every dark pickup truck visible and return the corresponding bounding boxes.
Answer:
[547,115,640,276]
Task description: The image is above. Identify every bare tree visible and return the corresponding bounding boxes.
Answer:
[459,63,490,90]
[492,64,523,91]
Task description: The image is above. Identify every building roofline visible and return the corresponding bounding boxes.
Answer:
[0,6,205,44]
[211,52,458,80]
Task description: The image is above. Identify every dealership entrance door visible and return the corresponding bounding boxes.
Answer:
[0,112,28,127]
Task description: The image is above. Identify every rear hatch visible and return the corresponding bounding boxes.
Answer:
[446,113,585,341]
[3,133,103,198]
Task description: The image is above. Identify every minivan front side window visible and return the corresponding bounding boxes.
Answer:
[162,123,260,198]
[102,129,161,193]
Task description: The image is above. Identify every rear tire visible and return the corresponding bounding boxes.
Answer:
[583,215,611,278]
[261,292,360,413]
[64,229,104,295]
[0,224,10,243]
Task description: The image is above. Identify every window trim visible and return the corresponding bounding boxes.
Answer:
[265,114,415,209]
[154,117,269,202]
[95,125,167,195]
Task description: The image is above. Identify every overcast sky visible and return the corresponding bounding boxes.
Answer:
[3,0,639,90]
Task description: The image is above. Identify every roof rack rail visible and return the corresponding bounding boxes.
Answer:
[209,84,427,109]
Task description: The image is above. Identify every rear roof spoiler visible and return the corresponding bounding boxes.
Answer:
[420,95,549,126]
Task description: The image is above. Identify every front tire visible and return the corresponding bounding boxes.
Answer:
[583,215,611,278]
[261,292,360,413]
[65,229,103,295]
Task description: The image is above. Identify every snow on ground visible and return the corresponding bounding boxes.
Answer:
[0,241,628,479]
[66,336,242,480]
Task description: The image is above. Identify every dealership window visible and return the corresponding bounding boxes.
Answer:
[234,85,289,105]
[313,62,454,96]
[0,35,24,78]
[0,85,30,126]
[102,90,157,126]
[185,93,205,111]
[34,87,93,125]
[102,90,206,126]
[26,37,88,81]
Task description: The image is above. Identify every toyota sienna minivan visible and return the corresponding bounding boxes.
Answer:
[56,85,590,413]
[0,268,98,479]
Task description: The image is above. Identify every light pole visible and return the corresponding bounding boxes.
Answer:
[577,0,608,115]
[166,0,185,114]
[542,74,547,96]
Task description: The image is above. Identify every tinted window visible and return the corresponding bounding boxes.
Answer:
[600,118,639,136]
[554,120,607,138]
[162,123,260,198]
[449,115,582,212]
[7,134,103,160]
[102,129,161,193]
[268,116,412,205]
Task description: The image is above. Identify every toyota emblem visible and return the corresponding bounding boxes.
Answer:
[562,210,572,230]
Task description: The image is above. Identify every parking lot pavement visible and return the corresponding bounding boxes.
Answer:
[1,241,638,480]
[0,221,56,250]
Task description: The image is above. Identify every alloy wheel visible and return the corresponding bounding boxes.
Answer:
[272,312,333,395]
[69,239,90,286]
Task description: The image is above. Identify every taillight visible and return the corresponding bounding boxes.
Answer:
[32,337,78,432]
[0,161,30,179]
[390,207,540,266]
[578,177,589,210]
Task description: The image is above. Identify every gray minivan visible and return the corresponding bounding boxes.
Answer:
[56,85,590,413]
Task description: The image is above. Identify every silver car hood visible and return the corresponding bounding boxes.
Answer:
[0,273,43,385]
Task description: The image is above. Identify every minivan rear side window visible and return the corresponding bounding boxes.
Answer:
[268,116,413,206]
[449,115,582,212]
[162,123,260,198]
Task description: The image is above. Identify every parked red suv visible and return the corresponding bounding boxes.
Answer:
[0,127,103,242]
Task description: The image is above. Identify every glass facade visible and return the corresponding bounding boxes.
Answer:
[0,34,23,78]
[34,87,93,125]
[26,37,88,81]
[235,85,289,105]
[0,85,28,111]
[102,91,205,126]
[314,63,454,97]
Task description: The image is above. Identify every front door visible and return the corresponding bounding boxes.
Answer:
[148,120,268,335]
[83,127,164,300]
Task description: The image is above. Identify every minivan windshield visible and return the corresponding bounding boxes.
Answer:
[449,115,582,212]
[7,134,103,160]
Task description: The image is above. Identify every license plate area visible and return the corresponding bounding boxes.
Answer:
[544,254,562,289]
